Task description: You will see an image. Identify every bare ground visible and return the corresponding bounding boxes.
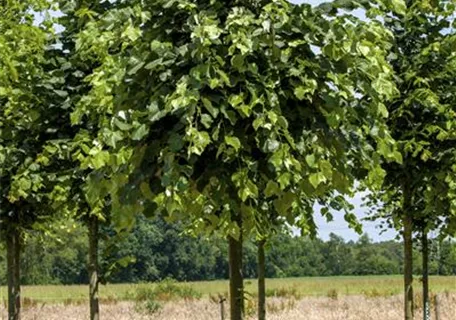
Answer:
[0,293,455,320]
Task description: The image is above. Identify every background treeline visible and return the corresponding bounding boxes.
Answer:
[1,217,454,285]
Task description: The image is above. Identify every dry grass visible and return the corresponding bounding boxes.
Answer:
[0,293,454,320]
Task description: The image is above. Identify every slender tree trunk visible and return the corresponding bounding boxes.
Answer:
[422,231,429,320]
[228,226,244,320]
[88,216,100,320]
[257,240,266,320]
[6,229,21,320]
[403,184,414,320]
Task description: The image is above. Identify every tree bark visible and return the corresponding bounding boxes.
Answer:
[403,184,414,320]
[88,216,100,320]
[228,230,244,320]
[422,231,429,320]
[257,240,266,320]
[7,228,21,320]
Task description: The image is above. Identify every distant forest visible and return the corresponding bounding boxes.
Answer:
[1,216,455,285]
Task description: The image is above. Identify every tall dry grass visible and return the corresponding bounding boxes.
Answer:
[0,293,454,320]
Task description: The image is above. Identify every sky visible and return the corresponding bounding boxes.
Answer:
[39,0,399,243]
[312,195,397,242]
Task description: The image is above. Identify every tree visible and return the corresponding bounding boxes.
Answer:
[65,1,401,319]
[0,1,70,318]
[437,239,456,275]
[49,2,132,318]
[322,233,355,275]
[2,220,455,285]
[339,0,456,318]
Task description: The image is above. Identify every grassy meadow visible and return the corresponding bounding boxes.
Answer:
[1,276,455,320]
[0,275,454,303]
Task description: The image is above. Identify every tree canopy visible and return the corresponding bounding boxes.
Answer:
[64,0,403,242]
[0,0,72,238]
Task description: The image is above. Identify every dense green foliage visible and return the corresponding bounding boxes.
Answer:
[355,0,456,241]
[64,0,402,240]
[0,0,66,238]
[1,218,454,285]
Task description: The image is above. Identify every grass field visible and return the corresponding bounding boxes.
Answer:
[0,275,455,303]
[0,276,455,320]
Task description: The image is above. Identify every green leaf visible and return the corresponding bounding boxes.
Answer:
[225,136,241,152]
[264,139,280,153]
[114,118,133,131]
[104,129,124,148]
[231,54,245,70]
[220,107,237,125]
[294,86,307,100]
[168,133,184,152]
[231,170,245,187]
[132,124,149,140]
[229,94,244,108]
[228,222,240,240]
[320,160,333,180]
[145,58,163,70]
[128,61,145,75]
[294,80,317,100]
[390,0,406,15]
[188,128,211,155]
[200,114,213,129]
[357,43,371,57]
[269,151,283,169]
[265,181,280,198]
[122,24,141,41]
[333,171,350,193]
[253,117,265,131]
[367,166,386,189]
[392,151,403,164]
[53,90,68,98]
[18,177,32,193]
[421,149,432,162]
[378,103,389,118]
[274,192,295,216]
[239,180,258,202]
[320,207,333,221]
[202,97,219,118]
[278,173,291,190]
[91,151,110,169]
[140,182,155,201]
[8,64,19,82]
[305,154,316,168]
[309,172,326,189]
[373,75,395,98]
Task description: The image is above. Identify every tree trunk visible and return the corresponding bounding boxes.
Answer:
[88,216,100,320]
[422,231,429,320]
[6,228,21,320]
[257,240,266,320]
[229,232,244,320]
[403,184,414,320]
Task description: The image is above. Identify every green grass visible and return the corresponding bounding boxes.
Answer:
[0,275,455,303]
